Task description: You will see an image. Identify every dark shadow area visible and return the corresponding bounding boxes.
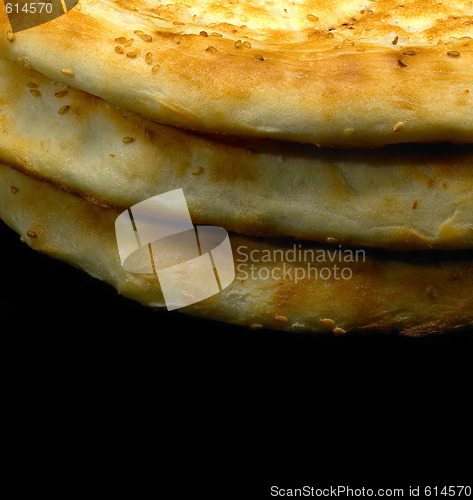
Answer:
[1,218,471,491]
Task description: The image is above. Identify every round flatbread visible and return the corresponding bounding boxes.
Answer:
[1,163,472,336]
[1,58,473,250]
[1,0,472,147]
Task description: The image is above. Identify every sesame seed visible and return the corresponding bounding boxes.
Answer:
[243,41,252,49]
[7,31,15,42]
[403,50,416,56]
[234,39,242,49]
[344,128,355,135]
[205,46,218,53]
[122,137,134,144]
[333,327,347,335]
[397,59,407,67]
[55,90,68,98]
[306,14,319,22]
[320,318,336,329]
[145,52,153,64]
[141,34,152,42]
[11,186,19,194]
[115,36,127,44]
[61,69,74,77]
[224,12,234,19]
[447,50,460,57]
[124,38,134,47]
[30,89,41,97]
[211,32,223,37]
[134,30,144,36]
[275,315,287,323]
[393,121,405,132]
[392,36,399,45]
[199,31,209,37]
[250,324,263,330]
[126,51,138,58]
[27,230,38,238]
[151,64,160,73]
[115,46,124,54]
[255,54,265,61]
[27,82,38,89]
[412,200,418,209]
[58,105,70,115]
[393,122,406,132]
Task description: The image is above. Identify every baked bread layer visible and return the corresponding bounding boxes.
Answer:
[1,1,472,147]
[1,58,473,250]
[1,163,472,336]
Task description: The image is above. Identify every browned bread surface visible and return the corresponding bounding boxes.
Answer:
[1,163,472,336]
[1,0,472,146]
[1,58,473,250]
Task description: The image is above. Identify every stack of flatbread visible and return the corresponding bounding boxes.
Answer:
[1,0,473,335]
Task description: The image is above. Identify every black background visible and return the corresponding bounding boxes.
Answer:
[1,219,471,493]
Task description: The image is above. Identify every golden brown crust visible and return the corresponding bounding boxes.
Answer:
[1,1,472,147]
[1,163,472,336]
[1,58,473,250]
